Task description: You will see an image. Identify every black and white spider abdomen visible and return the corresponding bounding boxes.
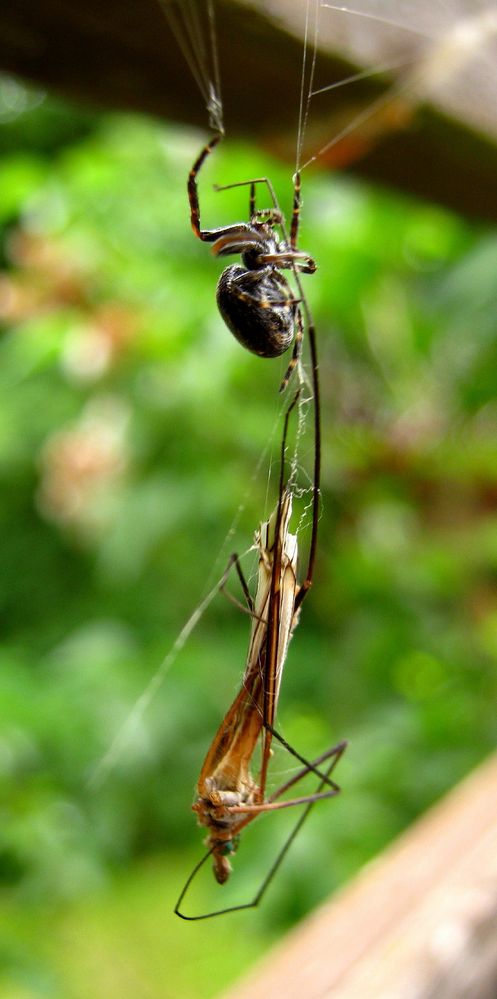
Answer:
[216,264,295,358]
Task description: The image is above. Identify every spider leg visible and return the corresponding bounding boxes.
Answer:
[218,551,271,627]
[220,552,255,616]
[279,307,303,392]
[189,137,272,251]
[290,170,302,250]
[228,264,274,285]
[249,182,256,221]
[188,134,223,241]
[226,265,302,311]
[212,231,269,258]
[293,313,320,611]
[215,176,281,215]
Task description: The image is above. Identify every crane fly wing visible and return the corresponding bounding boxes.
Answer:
[251,491,298,732]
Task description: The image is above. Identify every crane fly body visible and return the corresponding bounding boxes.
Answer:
[193,490,299,884]
[176,472,347,921]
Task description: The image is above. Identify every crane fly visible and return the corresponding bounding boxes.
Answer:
[175,401,347,920]
[192,488,299,886]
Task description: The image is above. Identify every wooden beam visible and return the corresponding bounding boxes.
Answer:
[1,1,497,223]
[222,753,497,999]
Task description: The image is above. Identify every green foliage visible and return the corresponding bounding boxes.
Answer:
[1,83,496,997]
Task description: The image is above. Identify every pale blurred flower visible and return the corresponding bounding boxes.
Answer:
[37,396,130,537]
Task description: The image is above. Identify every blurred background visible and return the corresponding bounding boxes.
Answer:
[1,5,497,995]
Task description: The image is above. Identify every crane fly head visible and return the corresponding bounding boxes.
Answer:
[212,834,240,884]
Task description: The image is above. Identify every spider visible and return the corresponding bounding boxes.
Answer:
[188,134,317,389]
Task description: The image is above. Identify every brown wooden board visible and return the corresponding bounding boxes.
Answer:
[222,753,497,999]
[1,1,497,223]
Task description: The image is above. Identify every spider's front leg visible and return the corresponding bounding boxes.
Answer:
[188,138,267,249]
[188,134,223,241]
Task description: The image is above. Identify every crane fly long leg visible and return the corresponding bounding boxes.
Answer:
[268,738,347,802]
[262,725,346,796]
[225,739,347,817]
[175,738,346,921]
[229,787,340,816]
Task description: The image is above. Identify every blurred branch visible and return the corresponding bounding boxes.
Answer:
[1,0,496,221]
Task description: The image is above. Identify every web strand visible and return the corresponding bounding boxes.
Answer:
[157,0,224,133]
[320,3,438,39]
[296,0,321,172]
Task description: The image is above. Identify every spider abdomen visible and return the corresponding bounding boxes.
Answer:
[216,264,295,358]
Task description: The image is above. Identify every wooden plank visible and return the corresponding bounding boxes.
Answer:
[222,753,497,999]
[1,2,497,223]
